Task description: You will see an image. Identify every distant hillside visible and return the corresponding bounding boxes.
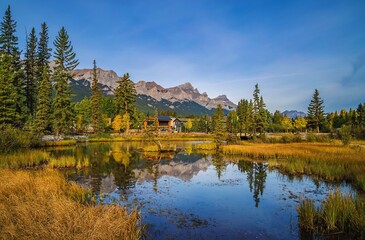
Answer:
[282,110,306,119]
[70,67,236,116]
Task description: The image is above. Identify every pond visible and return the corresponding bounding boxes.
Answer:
[52,142,355,239]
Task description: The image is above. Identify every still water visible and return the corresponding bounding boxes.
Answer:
[53,142,355,239]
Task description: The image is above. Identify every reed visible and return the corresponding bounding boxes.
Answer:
[42,139,77,147]
[297,189,365,238]
[297,199,316,231]
[0,150,90,169]
[48,155,90,169]
[195,142,217,150]
[0,169,141,240]
[0,150,49,168]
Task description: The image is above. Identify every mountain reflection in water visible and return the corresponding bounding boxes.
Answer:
[55,142,355,240]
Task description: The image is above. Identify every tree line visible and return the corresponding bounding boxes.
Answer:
[0,5,139,136]
[190,86,365,140]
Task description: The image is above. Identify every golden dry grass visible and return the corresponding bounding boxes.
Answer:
[222,142,365,191]
[195,142,217,150]
[221,142,365,161]
[143,144,176,152]
[0,169,141,240]
[0,151,90,169]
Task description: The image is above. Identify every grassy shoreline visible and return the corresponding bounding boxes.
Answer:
[221,142,365,191]
[0,169,141,239]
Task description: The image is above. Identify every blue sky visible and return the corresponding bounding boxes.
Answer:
[1,0,365,112]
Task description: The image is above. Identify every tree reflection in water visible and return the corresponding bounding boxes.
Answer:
[211,152,227,180]
[237,160,268,207]
[62,143,268,207]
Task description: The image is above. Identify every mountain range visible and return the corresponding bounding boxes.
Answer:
[282,110,306,119]
[70,68,237,115]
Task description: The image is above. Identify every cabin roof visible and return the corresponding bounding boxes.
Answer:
[157,116,172,121]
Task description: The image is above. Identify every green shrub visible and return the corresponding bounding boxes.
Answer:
[339,125,352,146]
[0,125,41,153]
[305,133,330,143]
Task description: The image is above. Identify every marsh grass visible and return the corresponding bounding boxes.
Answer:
[143,144,176,152]
[298,199,316,231]
[298,190,365,239]
[195,142,217,150]
[0,150,89,169]
[42,139,77,146]
[48,155,90,169]
[0,150,49,168]
[0,169,141,240]
[89,133,214,142]
[221,143,365,191]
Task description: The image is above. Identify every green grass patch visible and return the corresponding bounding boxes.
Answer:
[298,189,365,239]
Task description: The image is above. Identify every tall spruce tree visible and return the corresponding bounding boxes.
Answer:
[0,54,17,124]
[35,65,52,133]
[257,96,267,133]
[0,5,26,126]
[24,27,38,116]
[237,99,249,136]
[307,89,325,133]
[52,27,79,136]
[34,23,52,133]
[90,60,103,134]
[114,73,137,128]
[37,22,51,81]
[252,84,267,136]
[212,104,225,146]
[246,100,254,136]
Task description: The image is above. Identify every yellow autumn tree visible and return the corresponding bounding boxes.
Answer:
[294,117,307,132]
[76,114,83,132]
[112,114,122,132]
[121,113,130,133]
[186,119,193,132]
[281,116,293,132]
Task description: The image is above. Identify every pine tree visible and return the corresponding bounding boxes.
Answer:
[307,89,325,133]
[90,60,103,134]
[252,84,260,136]
[257,96,267,134]
[0,5,26,126]
[226,110,238,134]
[212,104,225,146]
[252,84,267,136]
[237,99,249,136]
[52,27,79,136]
[0,54,17,124]
[247,100,254,135]
[24,27,38,116]
[114,73,137,131]
[35,65,52,133]
[37,22,51,69]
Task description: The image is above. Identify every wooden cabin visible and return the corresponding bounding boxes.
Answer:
[144,116,172,132]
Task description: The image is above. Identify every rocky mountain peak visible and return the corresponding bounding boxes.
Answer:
[178,82,194,90]
[214,95,228,100]
[71,67,237,111]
